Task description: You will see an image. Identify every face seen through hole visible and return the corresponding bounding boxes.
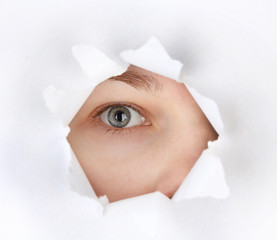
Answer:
[67,65,218,202]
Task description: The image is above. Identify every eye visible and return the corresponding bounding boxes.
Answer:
[99,105,146,128]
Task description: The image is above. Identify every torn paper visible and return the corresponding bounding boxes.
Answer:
[44,36,229,206]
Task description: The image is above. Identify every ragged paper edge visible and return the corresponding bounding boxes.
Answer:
[170,84,229,201]
[119,37,229,201]
[43,36,230,208]
[43,45,128,208]
[120,36,183,81]
[171,137,230,201]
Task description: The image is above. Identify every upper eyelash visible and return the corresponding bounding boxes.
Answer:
[90,102,145,119]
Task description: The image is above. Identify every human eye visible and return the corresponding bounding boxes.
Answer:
[91,102,152,133]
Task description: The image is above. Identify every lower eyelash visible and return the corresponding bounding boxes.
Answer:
[92,120,135,135]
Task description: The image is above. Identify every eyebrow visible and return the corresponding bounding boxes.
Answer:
[108,70,163,93]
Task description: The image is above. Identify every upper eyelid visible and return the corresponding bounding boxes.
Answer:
[89,102,150,119]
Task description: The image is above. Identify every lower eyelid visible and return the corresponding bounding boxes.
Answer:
[93,119,136,135]
[91,117,151,135]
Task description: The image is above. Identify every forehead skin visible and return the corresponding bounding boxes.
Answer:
[67,65,218,202]
[108,65,163,93]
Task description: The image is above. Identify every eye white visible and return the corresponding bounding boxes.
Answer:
[99,106,145,128]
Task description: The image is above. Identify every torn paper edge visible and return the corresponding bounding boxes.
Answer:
[171,138,230,201]
[120,36,183,81]
[43,36,230,208]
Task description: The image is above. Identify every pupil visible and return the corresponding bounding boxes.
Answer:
[115,111,125,122]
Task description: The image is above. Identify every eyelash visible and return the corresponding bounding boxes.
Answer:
[90,102,149,135]
[93,121,136,135]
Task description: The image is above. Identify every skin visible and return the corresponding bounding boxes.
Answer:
[67,65,218,202]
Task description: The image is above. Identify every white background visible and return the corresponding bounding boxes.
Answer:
[1,0,277,239]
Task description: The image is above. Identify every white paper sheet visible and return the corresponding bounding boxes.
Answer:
[2,1,277,239]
